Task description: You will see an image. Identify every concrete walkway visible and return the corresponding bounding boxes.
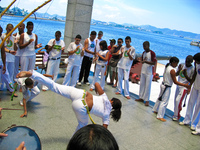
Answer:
[0,68,199,150]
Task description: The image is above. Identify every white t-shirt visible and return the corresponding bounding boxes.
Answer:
[178,64,194,85]
[21,32,36,56]
[15,32,23,56]
[48,39,65,58]
[90,93,112,125]
[117,46,135,70]
[67,42,83,66]
[84,38,96,58]
[95,38,103,53]
[1,33,15,62]
[193,63,200,90]
[97,50,109,66]
[163,65,174,86]
[141,50,156,75]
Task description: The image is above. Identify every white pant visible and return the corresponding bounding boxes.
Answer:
[139,73,153,102]
[152,84,171,118]
[90,64,106,90]
[14,56,20,81]
[1,63,14,92]
[183,87,200,127]
[117,67,130,96]
[20,55,36,71]
[195,115,200,133]
[173,86,187,119]
[63,63,80,87]
[31,70,89,131]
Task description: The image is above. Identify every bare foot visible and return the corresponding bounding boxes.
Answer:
[115,92,121,95]
[16,71,32,78]
[157,118,166,122]
[135,98,144,102]
[145,101,149,106]
[89,88,93,91]
[125,96,131,99]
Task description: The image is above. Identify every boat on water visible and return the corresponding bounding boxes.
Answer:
[190,41,200,47]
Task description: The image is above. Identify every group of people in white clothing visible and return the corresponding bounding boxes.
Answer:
[0,21,200,136]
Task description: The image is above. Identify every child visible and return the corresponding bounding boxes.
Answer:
[115,36,135,99]
[37,45,49,72]
[179,53,200,133]
[90,40,109,91]
[63,35,84,87]
[135,41,156,106]
[152,57,190,122]
[173,55,194,121]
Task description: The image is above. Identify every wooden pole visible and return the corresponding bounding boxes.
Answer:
[0,0,17,19]
[0,0,52,49]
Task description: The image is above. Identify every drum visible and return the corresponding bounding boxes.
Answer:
[0,125,41,150]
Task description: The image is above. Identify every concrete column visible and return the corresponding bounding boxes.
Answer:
[64,0,94,48]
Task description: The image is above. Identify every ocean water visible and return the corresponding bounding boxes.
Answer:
[1,16,199,64]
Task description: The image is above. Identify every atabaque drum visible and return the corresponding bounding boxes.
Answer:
[0,125,41,150]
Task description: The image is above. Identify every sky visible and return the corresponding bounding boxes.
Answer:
[1,0,200,34]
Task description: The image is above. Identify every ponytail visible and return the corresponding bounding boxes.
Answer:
[165,57,179,68]
[110,98,122,122]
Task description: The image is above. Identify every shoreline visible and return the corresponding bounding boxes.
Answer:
[3,14,65,22]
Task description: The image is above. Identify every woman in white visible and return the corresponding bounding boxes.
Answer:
[16,70,122,132]
[90,40,109,91]
[63,35,84,87]
[152,57,190,122]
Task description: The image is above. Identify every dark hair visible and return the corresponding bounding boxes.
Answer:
[110,98,122,122]
[45,45,49,50]
[143,41,150,47]
[67,124,119,150]
[186,55,193,62]
[118,38,123,42]
[91,31,97,35]
[165,56,179,68]
[6,23,14,28]
[55,31,61,36]
[27,21,34,27]
[25,78,34,87]
[75,34,82,39]
[99,40,108,50]
[193,53,200,62]
[125,36,131,41]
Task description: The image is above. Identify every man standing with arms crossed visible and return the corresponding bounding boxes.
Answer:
[19,21,42,71]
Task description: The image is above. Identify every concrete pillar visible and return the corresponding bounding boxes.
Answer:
[64,0,94,48]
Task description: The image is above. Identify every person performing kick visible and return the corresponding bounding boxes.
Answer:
[16,70,122,131]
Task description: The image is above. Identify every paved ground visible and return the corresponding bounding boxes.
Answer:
[0,68,199,150]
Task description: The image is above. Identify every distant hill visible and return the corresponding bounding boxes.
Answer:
[92,19,200,40]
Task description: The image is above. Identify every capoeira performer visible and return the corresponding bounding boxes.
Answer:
[152,57,190,122]
[1,24,18,97]
[135,41,156,106]
[0,26,6,100]
[13,23,25,83]
[19,21,42,71]
[16,70,122,131]
[115,36,135,99]
[42,31,65,91]
[16,77,40,118]
[173,55,194,121]
[77,31,96,86]
[90,40,109,91]
[62,35,84,87]
[179,53,200,132]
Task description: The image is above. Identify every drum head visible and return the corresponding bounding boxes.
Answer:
[0,126,41,150]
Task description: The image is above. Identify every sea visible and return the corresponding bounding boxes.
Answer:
[0,16,200,64]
